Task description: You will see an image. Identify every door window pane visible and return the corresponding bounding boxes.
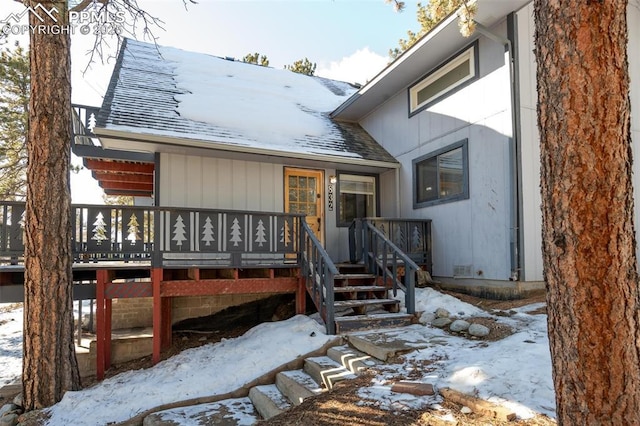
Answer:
[337,174,376,226]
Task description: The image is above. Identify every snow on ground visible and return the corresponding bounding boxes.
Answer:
[0,288,555,425]
[0,304,22,387]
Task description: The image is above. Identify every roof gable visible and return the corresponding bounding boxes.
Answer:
[96,39,397,166]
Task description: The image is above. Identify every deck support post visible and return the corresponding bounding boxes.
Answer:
[296,273,306,315]
[152,267,163,364]
[95,269,107,380]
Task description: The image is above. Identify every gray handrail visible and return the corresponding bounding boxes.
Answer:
[363,221,418,314]
[300,221,338,334]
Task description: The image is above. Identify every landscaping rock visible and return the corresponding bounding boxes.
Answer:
[435,308,450,318]
[431,317,452,328]
[11,395,22,409]
[0,413,18,426]
[0,405,17,418]
[449,320,470,332]
[419,311,436,325]
[468,323,490,337]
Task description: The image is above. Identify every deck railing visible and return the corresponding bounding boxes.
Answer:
[349,217,432,274]
[1,202,304,268]
[300,221,338,335]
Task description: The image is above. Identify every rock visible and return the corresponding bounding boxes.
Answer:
[11,394,22,409]
[419,312,436,325]
[431,317,452,328]
[0,413,18,426]
[449,320,470,332]
[468,323,490,337]
[0,405,17,417]
[461,406,473,414]
[435,308,450,318]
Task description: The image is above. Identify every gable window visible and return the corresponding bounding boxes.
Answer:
[337,173,377,226]
[409,41,479,115]
[413,140,469,208]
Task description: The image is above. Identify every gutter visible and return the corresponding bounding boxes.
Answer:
[472,19,522,281]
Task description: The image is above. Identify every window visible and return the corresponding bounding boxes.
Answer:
[409,41,479,115]
[413,140,469,208]
[337,173,377,226]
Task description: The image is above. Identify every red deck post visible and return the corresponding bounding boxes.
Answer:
[95,269,107,380]
[296,273,306,314]
[105,298,112,369]
[152,267,163,364]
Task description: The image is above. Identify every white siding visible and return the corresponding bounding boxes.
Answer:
[360,32,515,280]
[516,2,544,282]
[516,2,640,281]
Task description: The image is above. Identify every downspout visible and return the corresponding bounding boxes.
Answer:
[472,18,522,281]
[395,168,401,217]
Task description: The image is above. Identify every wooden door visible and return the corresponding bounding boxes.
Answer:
[284,168,324,245]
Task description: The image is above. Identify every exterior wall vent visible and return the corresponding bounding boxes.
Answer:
[453,264,473,278]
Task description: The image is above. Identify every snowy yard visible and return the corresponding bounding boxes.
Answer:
[0,288,555,425]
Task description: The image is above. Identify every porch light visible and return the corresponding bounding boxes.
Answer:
[329,175,337,184]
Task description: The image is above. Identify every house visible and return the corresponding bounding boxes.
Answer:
[333,0,640,294]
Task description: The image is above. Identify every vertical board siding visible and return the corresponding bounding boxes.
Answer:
[360,31,514,280]
[160,153,284,213]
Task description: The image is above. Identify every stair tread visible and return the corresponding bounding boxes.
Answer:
[333,298,399,308]
[276,369,324,406]
[334,285,387,293]
[334,312,413,321]
[327,345,382,372]
[334,273,376,280]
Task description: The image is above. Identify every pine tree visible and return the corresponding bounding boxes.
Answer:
[91,212,108,244]
[126,213,140,245]
[284,58,316,76]
[280,220,291,247]
[255,219,267,247]
[172,215,187,248]
[0,43,29,200]
[202,216,215,246]
[242,52,269,67]
[230,217,243,246]
[389,1,475,59]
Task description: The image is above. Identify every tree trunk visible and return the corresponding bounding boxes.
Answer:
[534,1,640,424]
[22,0,81,410]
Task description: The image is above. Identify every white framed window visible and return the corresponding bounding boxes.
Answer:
[413,139,469,208]
[409,41,479,115]
[336,173,377,226]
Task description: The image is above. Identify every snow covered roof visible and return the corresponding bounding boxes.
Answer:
[96,39,397,166]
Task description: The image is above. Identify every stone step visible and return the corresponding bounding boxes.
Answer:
[275,369,323,406]
[327,344,381,374]
[334,313,415,334]
[142,397,258,425]
[303,356,357,390]
[248,384,292,421]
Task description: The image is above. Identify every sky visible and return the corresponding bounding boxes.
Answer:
[0,0,421,203]
[0,287,556,425]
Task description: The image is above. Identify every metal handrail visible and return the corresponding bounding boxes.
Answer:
[300,221,339,334]
[363,221,418,314]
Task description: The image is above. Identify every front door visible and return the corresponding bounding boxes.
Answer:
[284,168,324,245]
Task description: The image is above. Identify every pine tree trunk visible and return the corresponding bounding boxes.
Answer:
[22,0,81,410]
[534,1,640,424]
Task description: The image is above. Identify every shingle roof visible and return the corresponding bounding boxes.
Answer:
[97,38,398,165]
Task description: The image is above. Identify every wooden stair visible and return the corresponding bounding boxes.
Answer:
[330,263,415,333]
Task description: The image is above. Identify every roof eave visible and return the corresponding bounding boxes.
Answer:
[93,127,401,170]
[331,0,532,122]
